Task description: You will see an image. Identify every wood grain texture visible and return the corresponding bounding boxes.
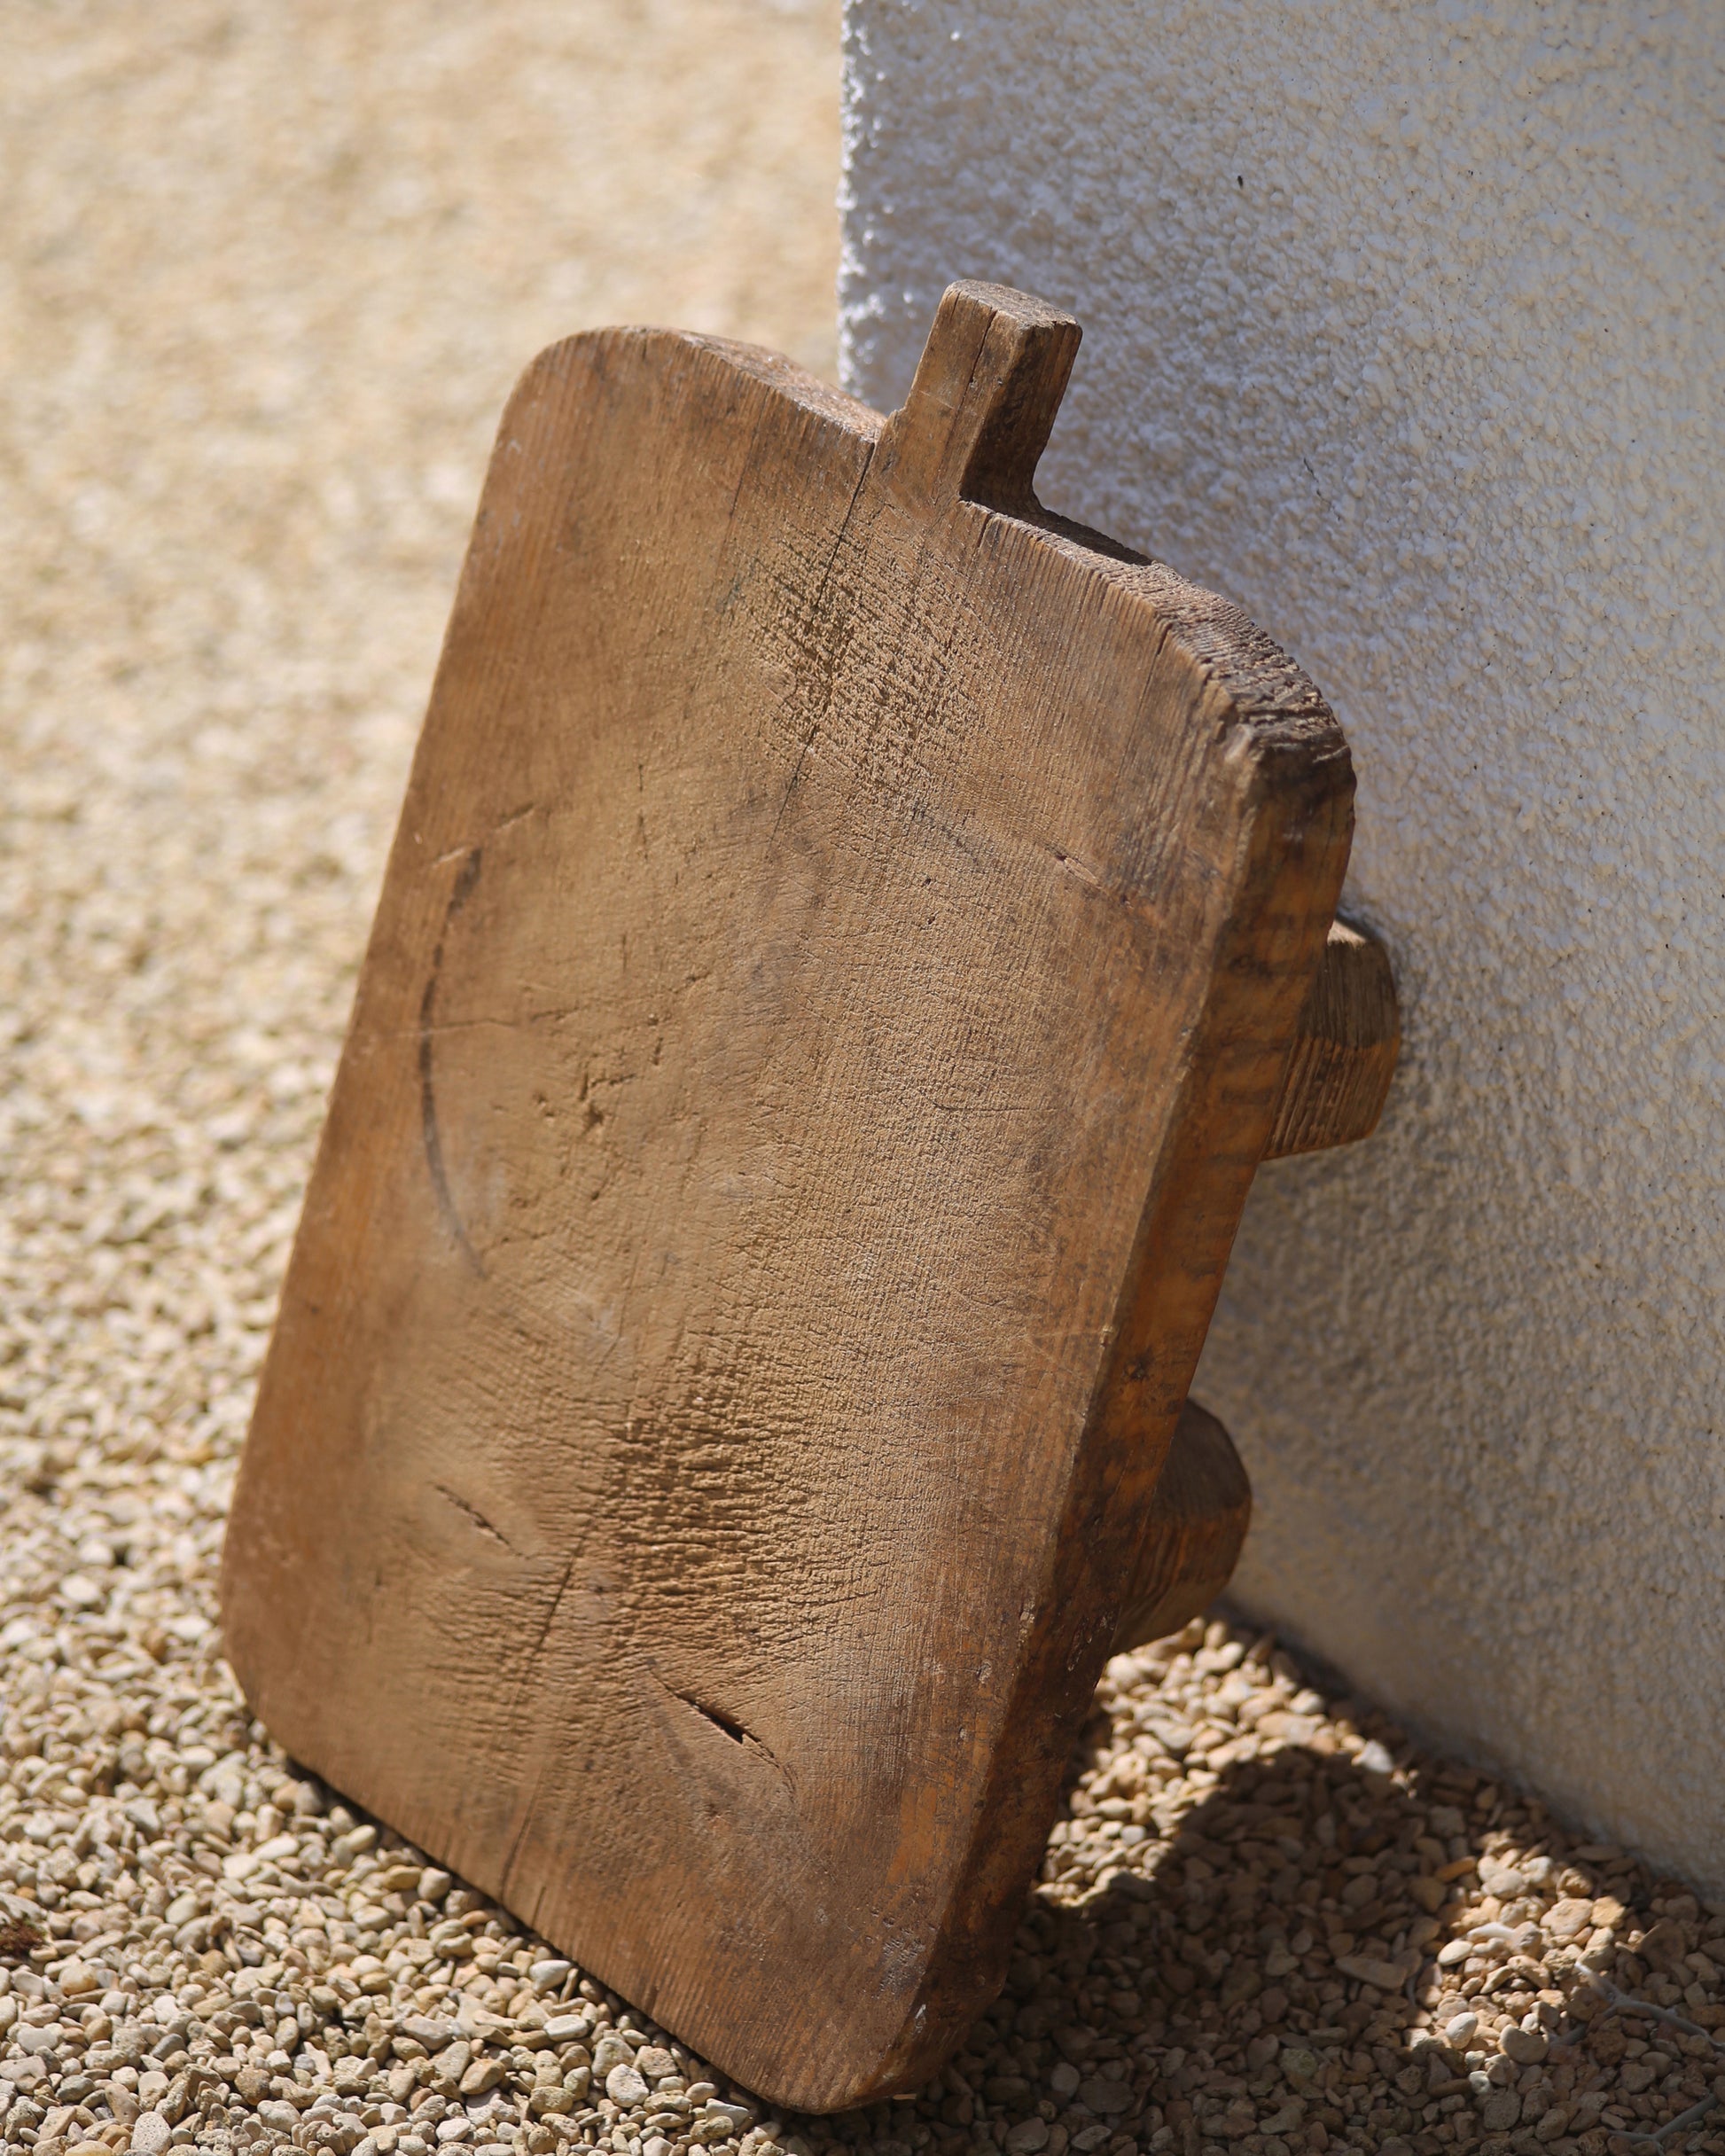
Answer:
[222,281,1354,2112]
[1264,918,1399,1160]
[1112,1400,1251,1655]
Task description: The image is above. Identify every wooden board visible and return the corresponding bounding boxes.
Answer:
[222,282,1354,2113]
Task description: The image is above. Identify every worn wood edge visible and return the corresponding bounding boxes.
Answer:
[1022,533,1343,762]
[1111,1399,1252,1655]
[508,314,1342,781]
[1263,917,1399,1159]
[464,325,882,570]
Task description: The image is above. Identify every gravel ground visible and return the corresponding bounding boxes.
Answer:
[4,7,1723,2156]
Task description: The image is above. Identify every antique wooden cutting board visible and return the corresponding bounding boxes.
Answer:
[222,283,1360,2113]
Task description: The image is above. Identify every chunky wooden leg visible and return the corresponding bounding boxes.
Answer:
[1114,918,1397,1648]
[1265,917,1399,1160]
[1112,1399,1252,1653]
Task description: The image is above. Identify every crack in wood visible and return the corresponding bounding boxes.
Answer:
[418,846,486,1276]
[433,1480,517,1556]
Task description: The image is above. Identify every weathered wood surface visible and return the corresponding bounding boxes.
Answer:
[1265,918,1399,1159]
[222,281,1355,2112]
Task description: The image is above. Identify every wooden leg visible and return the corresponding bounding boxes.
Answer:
[1108,920,1394,1655]
[1112,1398,1252,1655]
[1264,917,1398,1160]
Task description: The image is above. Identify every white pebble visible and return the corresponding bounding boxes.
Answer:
[607,2062,652,2105]
[592,2031,636,2076]
[130,2116,173,2156]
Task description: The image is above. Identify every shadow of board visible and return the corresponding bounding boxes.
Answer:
[800,1741,1439,2156]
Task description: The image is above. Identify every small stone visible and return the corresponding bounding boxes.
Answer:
[1004,2121,1050,2154]
[1075,2078,1134,2118]
[1445,2011,1479,2048]
[1437,1938,1471,1967]
[606,2064,651,2106]
[529,1959,572,1993]
[459,2058,504,2096]
[542,2015,591,2044]
[591,2033,635,2078]
[1639,1918,1690,1975]
[1479,2089,1521,2131]
[1501,2024,1548,2065]
[433,2041,473,2087]
[402,2018,462,2051]
[131,2115,173,2156]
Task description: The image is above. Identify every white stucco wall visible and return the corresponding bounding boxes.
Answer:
[839,1,1725,1884]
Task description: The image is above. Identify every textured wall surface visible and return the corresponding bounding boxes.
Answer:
[840,0,1725,1884]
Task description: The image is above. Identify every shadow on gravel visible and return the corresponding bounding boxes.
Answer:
[795,1743,1472,2156]
[794,1706,1690,2156]
[1018,1742,1436,2155]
